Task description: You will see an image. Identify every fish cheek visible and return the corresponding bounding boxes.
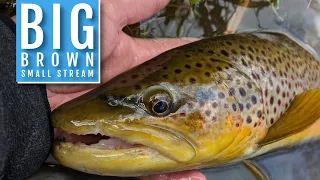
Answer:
[176,113,244,163]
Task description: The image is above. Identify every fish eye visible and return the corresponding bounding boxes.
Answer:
[152,101,168,114]
[142,85,173,117]
[148,94,172,116]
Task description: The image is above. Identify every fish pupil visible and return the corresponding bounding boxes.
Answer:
[153,101,168,114]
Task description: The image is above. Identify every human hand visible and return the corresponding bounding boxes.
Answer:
[47,0,198,110]
[47,0,203,179]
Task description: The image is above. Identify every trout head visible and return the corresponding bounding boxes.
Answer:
[51,38,268,176]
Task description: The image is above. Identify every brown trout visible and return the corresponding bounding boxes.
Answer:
[51,31,320,177]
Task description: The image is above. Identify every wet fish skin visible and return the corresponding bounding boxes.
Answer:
[51,32,320,176]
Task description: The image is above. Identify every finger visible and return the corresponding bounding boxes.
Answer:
[100,32,199,83]
[102,0,170,28]
[139,170,206,180]
[47,89,93,110]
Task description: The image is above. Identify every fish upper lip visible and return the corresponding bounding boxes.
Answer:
[53,120,197,163]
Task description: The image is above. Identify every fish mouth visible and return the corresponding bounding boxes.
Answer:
[54,128,143,150]
[52,118,197,176]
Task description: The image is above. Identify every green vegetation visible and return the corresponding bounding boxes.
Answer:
[124,0,278,38]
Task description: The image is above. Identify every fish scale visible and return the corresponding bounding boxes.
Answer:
[51,31,320,177]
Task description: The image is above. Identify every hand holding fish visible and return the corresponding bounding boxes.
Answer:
[47,0,198,110]
[47,0,204,179]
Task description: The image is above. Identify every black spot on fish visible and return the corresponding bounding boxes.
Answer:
[248,46,254,53]
[257,110,262,118]
[239,104,244,111]
[282,92,286,98]
[256,57,261,62]
[218,92,225,99]
[270,96,274,105]
[241,58,248,67]
[185,64,191,69]
[212,102,218,108]
[196,63,203,68]
[246,116,252,124]
[276,86,280,94]
[251,96,257,104]
[249,54,254,60]
[229,88,236,96]
[246,103,251,110]
[210,58,221,63]
[221,50,229,57]
[189,78,196,84]
[162,74,168,79]
[232,104,237,111]
[175,69,182,74]
[239,88,246,97]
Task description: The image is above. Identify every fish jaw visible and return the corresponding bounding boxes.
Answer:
[53,143,179,177]
[51,100,199,176]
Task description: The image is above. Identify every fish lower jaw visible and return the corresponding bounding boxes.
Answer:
[53,124,197,173]
[52,129,181,177]
[54,128,144,150]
